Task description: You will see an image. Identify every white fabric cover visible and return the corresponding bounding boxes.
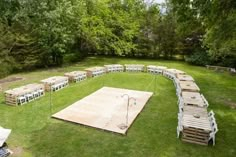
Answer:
[0,127,11,147]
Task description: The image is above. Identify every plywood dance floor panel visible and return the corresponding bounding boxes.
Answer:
[52,87,153,134]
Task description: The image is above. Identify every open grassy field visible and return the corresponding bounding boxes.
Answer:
[0,57,236,157]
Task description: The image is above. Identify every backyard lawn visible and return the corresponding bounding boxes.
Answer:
[0,57,235,157]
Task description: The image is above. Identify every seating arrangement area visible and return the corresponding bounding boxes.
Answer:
[125,64,145,72]
[41,76,69,92]
[4,83,45,106]
[168,70,218,146]
[64,71,87,83]
[104,64,124,73]
[85,67,106,77]
[3,64,218,146]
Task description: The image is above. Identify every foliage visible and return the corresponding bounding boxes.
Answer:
[185,50,211,66]
[193,0,236,60]
[0,0,236,77]
[0,0,145,69]
[170,0,205,55]
[170,0,236,67]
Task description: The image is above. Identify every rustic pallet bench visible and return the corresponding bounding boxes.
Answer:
[181,111,212,146]
[206,65,230,72]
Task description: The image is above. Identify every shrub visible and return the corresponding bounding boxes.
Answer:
[185,51,211,66]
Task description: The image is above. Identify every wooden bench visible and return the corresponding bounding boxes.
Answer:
[41,76,68,92]
[104,64,124,73]
[182,92,207,108]
[64,71,87,83]
[147,65,167,75]
[178,80,200,93]
[124,64,145,72]
[206,65,231,72]
[4,83,45,106]
[181,113,212,145]
[85,67,106,77]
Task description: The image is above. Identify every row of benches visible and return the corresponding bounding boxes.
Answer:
[158,67,219,146]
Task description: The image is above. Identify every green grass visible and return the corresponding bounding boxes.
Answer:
[0,57,236,157]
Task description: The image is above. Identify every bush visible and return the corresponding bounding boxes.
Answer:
[220,56,236,68]
[0,53,20,78]
[0,62,14,78]
[185,51,211,66]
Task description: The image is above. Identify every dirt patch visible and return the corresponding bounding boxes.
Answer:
[223,99,236,109]
[47,68,66,73]
[48,69,58,72]
[10,146,24,156]
[57,69,66,72]
[0,77,24,84]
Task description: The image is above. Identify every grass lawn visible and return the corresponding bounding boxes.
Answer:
[0,57,236,157]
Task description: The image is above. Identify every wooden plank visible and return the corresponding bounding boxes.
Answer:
[182,134,208,142]
[52,87,153,135]
[183,133,209,140]
[165,69,186,75]
[183,124,211,132]
[182,92,206,108]
[182,138,208,146]
[183,130,209,136]
[182,114,212,131]
[41,76,68,84]
[183,128,209,134]
[64,71,87,77]
[183,109,208,115]
[177,74,194,81]
[183,114,209,120]
[183,105,207,112]
[85,66,106,72]
[183,129,210,136]
[183,111,208,118]
[183,124,211,131]
[183,125,211,133]
[178,81,200,92]
[156,66,167,70]
[184,121,211,126]
[183,119,211,126]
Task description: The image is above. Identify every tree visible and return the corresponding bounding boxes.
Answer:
[170,0,236,67]
[135,3,161,58]
[170,0,205,56]
[196,0,236,67]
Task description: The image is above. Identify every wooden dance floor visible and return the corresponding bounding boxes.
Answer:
[52,87,153,134]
